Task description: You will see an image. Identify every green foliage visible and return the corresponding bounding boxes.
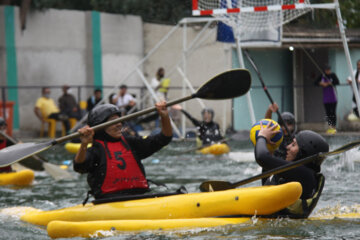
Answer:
[29,0,192,25]
[290,0,360,29]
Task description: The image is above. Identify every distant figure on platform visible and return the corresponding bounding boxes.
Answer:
[0,118,13,173]
[173,105,222,146]
[59,85,81,120]
[34,87,70,132]
[87,89,102,112]
[315,65,339,134]
[347,59,360,118]
[112,85,136,115]
[151,67,171,101]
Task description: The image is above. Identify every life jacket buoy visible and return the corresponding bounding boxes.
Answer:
[96,137,148,195]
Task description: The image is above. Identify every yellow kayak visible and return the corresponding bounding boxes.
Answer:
[199,143,230,155]
[0,169,34,186]
[47,211,360,239]
[20,182,302,226]
[47,218,251,238]
[64,143,91,154]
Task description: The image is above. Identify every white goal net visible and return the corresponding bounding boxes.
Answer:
[194,0,312,46]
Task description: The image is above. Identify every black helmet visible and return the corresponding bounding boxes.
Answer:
[296,130,329,157]
[87,104,121,127]
[0,117,6,127]
[201,108,214,117]
[279,112,295,126]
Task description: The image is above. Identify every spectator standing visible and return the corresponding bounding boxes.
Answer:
[315,65,339,134]
[151,67,171,101]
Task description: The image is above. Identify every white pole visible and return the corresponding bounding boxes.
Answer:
[334,0,360,114]
[181,22,187,138]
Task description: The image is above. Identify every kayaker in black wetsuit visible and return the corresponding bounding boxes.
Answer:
[255,121,329,218]
[0,117,14,173]
[265,103,297,159]
[73,102,172,201]
[173,105,223,146]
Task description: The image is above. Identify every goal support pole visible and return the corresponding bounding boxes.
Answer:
[334,0,360,116]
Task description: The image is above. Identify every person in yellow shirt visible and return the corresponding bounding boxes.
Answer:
[34,87,70,132]
[151,68,171,101]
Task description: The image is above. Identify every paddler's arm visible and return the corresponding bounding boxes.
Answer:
[74,125,94,164]
[265,103,278,119]
[180,109,201,127]
[156,100,172,137]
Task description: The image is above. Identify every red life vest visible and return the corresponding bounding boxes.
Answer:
[96,137,148,194]
[0,140,12,173]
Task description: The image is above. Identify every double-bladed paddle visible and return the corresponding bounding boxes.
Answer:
[0,131,73,181]
[0,68,252,167]
[199,139,360,192]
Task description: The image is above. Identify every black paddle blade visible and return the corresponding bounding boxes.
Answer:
[0,141,53,167]
[199,180,233,192]
[195,69,251,100]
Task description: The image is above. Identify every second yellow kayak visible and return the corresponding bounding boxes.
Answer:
[199,143,230,155]
[47,218,251,238]
[0,169,34,186]
[47,211,360,239]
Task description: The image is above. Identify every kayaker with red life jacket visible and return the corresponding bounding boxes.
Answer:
[0,117,14,173]
[74,101,172,200]
[255,122,329,218]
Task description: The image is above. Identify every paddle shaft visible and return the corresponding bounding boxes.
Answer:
[229,153,324,188]
[243,50,292,138]
[54,95,194,145]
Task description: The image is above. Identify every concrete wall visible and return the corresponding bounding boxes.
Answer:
[143,23,233,132]
[0,6,143,132]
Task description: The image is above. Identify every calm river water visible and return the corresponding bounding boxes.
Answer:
[0,135,359,239]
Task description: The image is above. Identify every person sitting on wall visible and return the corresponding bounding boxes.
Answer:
[87,89,102,112]
[112,85,136,116]
[34,87,70,132]
[59,85,81,120]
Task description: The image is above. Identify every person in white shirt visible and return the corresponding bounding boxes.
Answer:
[347,60,360,117]
[112,85,136,116]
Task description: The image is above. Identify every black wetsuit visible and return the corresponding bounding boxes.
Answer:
[181,110,222,145]
[255,136,318,199]
[74,132,172,199]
